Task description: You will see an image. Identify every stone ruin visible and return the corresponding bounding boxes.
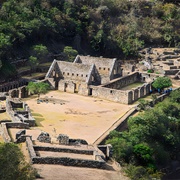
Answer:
[37,132,51,143]
[15,129,28,143]
[57,134,69,145]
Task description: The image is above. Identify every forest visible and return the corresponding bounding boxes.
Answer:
[106,89,180,179]
[0,0,180,80]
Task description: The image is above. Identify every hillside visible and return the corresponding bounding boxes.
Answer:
[0,0,180,79]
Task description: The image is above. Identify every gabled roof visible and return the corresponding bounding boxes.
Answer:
[78,55,116,68]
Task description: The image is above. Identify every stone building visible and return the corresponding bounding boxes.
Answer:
[46,55,152,104]
[45,55,122,96]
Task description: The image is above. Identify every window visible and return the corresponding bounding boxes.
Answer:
[86,75,88,77]
[104,68,106,70]
[67,73,69,75]
[108,68,110,71]
[77,74,79,76]
[99,67,101,70]
[81,74,83,77]
[72,73,74,76]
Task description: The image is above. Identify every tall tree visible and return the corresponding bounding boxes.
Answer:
[152,76,172,90]
[28,56,39,75]
[27,82,50,98]
[0,143,36,180]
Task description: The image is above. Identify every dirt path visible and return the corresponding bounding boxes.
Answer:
[34,164,128,180]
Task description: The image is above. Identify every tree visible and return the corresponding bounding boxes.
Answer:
[31,44,48,63]
[27,82,50,98]
[63,46,78,62]
[133,143,154,167]
[152,76,172,90]
[28,56,39,75]
[170,89,180,103]
[0,143,36,180]
[138,99,150,111]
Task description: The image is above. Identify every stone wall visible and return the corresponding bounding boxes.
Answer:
[34,146,94,155]
[0,79,27,92]
[102,72,139,89]
[6,122,29,129]
[165,69,179,75]
[32,157,105,169]
[1,123,11,142]
[91,82,152,104]
[9,86,28,98]
[6,98,35,126]
[91,86,132,104]
[26,137,36,159]
[26,137,106,169]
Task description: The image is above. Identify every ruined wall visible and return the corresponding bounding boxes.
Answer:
[78,83,89,96]
[6,122,29,129]
[91,82,152,104]
[58,80,89,95]
[1,123,11,142]
[26,137,106,169]
[6,98,35,126]
[32,157,105,169]
[0,79,27,92]
[91,86,132,104]
[103,72,139,89]
[34,146,94,155]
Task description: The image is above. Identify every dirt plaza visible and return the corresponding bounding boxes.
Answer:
[24,91,134,144]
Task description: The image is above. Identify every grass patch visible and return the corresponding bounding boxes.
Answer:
[22,72,46,79]
[35,117,45,127]
[0,112,11,121]
[120,82,144,90]
[32,113,43,117]
[15,108,24,111]
[32,112,44,127]
[0,135,4,142]
[7,129,14,142]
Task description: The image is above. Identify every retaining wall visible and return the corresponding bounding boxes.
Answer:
[0,79,27,92]
[34,146,94,155]
[6,122,29,129]
[1,123,11,142]
[32,157,105,169]
[103,72,139,89]
[91,82,152,104]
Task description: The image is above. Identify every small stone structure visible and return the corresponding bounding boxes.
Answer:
[16,129,26,139]
[6,97,35,126]
[26,136,106,169]
[9,86,28,98]
[139,48,180,79]
[57,134,69,145]
[37,132,51,143]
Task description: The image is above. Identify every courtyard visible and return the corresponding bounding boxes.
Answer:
[23,91,134,144]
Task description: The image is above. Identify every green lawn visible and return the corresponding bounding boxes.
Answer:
[32,112,44,127]
[120,82,144,90]
[22,72,46,79]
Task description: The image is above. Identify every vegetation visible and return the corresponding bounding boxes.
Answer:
[0,0,179,80]
[0,143,37,180]
[152,76,172,90]
[27,82,50,98]
[63,46,78,62]
[106,89,180,179]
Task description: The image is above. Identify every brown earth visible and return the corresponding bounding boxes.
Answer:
[24,91,134,144]
[34,164,128,180]
[9,91,133,180]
